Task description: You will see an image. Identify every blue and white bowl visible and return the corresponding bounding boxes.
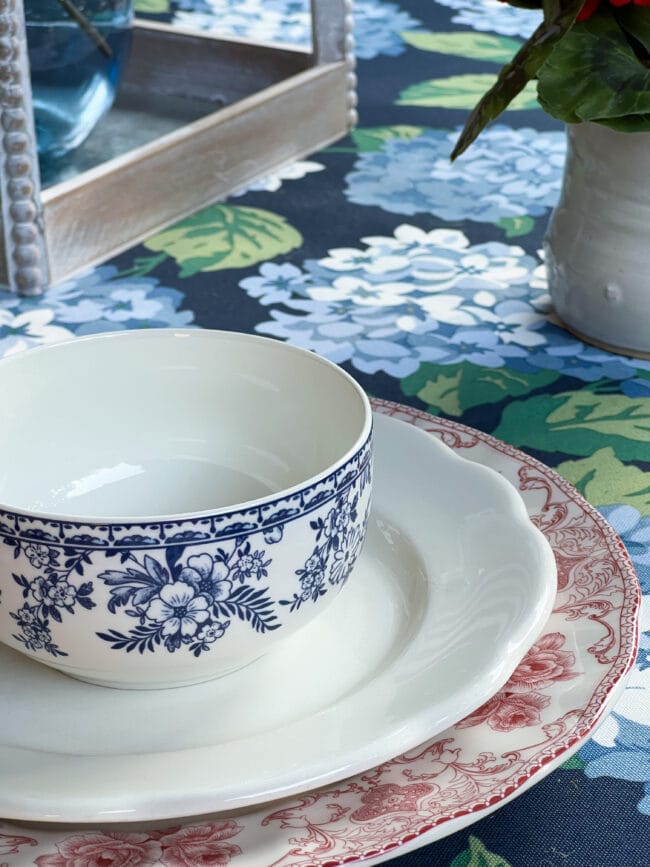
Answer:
[0,330,372,688]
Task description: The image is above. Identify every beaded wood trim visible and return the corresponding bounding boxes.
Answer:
[343,0,357,128]
[0,0,47,295]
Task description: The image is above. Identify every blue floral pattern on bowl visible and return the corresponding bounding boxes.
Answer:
[96,542,278,657]
[10,545,96,658]
[0,435,372,685]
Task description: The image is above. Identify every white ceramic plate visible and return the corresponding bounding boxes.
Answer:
[0,411,555,824]
[0,400,640,867]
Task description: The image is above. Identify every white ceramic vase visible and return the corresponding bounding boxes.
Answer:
[545,122,650,358]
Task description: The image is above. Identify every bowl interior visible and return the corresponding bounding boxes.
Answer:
[0,331,368,520]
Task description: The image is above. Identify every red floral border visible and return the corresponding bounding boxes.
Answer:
[0,400,641,867]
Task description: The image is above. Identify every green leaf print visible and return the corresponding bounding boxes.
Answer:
[497,215,536,238]
[561,754,586,770]
[397,75,538,110]
[410,366,462,417]
[134,0,170,12]
[401,31,522,64]
[144,205,302,277]
[350,125,425,152]
[401,362,559,418]
[450,835,513,867]
[557,448,650,514]
[494,391,650,462]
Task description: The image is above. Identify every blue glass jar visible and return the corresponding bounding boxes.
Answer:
[25,0,134,158]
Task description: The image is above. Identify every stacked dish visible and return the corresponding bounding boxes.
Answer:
[0,334,640,865]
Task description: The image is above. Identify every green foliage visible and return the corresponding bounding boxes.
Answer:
[451,0,583,158]
[401,30,522,63]
[617,3,650,52]
[557,448,650,514]
[494,390,650,462]
[450,836,513,867]
[537,10,650,128]
[144,205,302,277]
[450,2,650,155]
[401,362,559,418]
[398,75,538,110]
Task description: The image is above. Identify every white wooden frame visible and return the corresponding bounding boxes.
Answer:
[0,0,356,293]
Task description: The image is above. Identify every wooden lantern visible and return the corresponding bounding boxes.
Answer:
[0,0,356,294]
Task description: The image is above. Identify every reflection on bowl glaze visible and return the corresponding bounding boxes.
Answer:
[0,330,372,689]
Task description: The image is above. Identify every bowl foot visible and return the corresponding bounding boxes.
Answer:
[53,655,264,690]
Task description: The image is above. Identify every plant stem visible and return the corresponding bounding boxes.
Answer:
[55,0,113,58]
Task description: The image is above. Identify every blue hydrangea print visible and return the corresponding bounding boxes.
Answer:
[0,265,193,355]
[171,0,421,59]
[599,506,650,597]
[579,691,650,816]
[573,503,650,816]
[239,225,642,383]
[345,126,565,225]
[435,0,542,38]
[240,226,547,377]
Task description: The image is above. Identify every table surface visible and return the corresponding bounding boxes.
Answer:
[2,1,650,865]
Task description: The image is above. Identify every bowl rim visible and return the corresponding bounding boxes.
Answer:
[0,329,373,526]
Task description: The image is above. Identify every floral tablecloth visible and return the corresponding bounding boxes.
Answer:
[1,0,650,864]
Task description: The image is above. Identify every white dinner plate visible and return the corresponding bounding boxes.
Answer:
[0,411,555,823]
[0,400,640,867]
